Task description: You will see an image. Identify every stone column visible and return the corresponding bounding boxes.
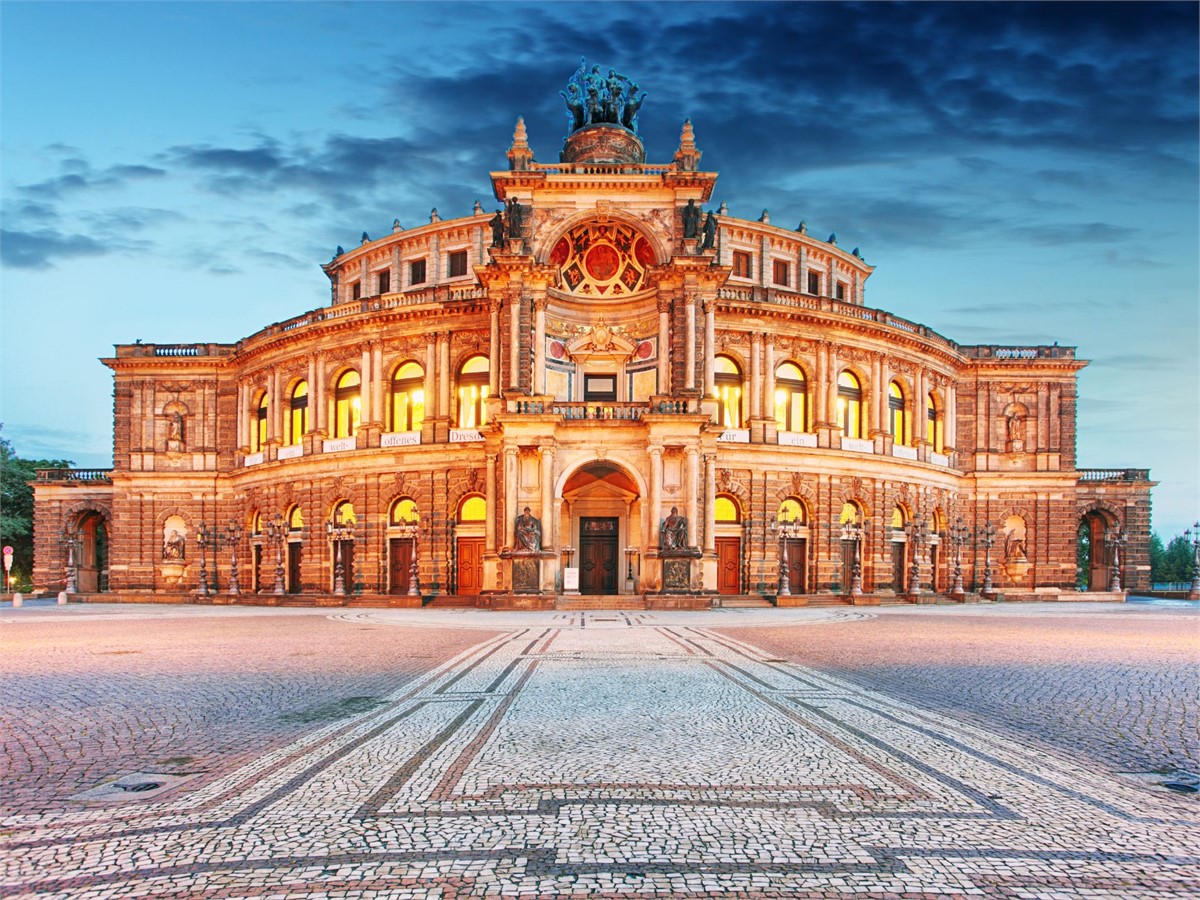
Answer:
[360,344,373,425]
[313,352,327,434]
[764,339,776,424]
[489,299,501,396]
[540,445,554,549]
[270,368,283,443]
[814,342,828,426]
[827,349,840,431]
[686,447,699,550]
[372,343,384,427]
[306,356,317,435]
[872,355,885,436]
[236,380,247,450]
[509,290,521,391]
[944,382,957,452]
[439,333,451,423]
[914,368,926,449]
[703,299,716,397]
[533,295,547,396]
[749,332,762,420]
[685,292,697,390]
[704,453,716,554]
[657,296,671,394]
[503,445,518,549]
[485,452,497,553]
[424,337,437,418]
[649,446,663,544]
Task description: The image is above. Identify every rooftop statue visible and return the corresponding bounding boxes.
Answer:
[561,57,646,135]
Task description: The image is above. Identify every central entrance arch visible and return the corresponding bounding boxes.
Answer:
[560,461,642,595]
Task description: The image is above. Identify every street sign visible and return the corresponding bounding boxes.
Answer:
[2,546,12,573]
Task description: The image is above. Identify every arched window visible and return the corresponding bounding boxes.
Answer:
[287,505,304,532]
[391,362,425,433]
[288,381,308,445]
[714,495,741,523]
[457,356,490,429]
[890,505,907,531]
[836,372,864,439]
[774,362,808,433]
[778,498,807,524]
[888,381,906,445]
[334,371,361,438]
[251,511,263,535]
[251,392,268,453]
[458,495,486,522]
[332,500,356,526]
[926,393,944,452]
[390,498,419,526]
[715,355,743,428]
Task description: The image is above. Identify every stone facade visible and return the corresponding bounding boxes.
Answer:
[33,104,1155,604]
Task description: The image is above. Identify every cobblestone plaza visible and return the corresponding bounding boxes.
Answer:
[3,601,1197,898]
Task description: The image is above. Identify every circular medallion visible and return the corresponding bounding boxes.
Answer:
[585,244,620,281]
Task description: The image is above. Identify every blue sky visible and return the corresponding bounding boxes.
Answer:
[2,1,1197,538]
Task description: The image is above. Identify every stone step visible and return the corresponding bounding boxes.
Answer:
[716,595,775,608]
[556,594,646,610]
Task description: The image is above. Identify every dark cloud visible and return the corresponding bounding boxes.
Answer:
[18,161,166,200]
[0,228,108,268]
[1017,222,1133,245]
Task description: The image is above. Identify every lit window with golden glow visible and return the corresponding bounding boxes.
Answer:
[251,512,263,535]
[926,393,944,452]
[778,498,807,524]
[888,381,907,445]
[390,361,425,432]
[390,498,419,525]
[252,392,268,453]
[839,501,862,525]
[773,362,808,433]
[334,371,361,438]
[836,372,864,438]
[332,500,356,525]
[287,505,304,532]
[715,355,743,428]
[456,356,490,429]
[891,506,906,530]
[288,381,308,445]
[458,495,486,522]
[714,495,740,523]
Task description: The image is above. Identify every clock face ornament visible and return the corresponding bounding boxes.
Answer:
[552,221,656,297]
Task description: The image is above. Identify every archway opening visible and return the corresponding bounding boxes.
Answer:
[562,462,640,595]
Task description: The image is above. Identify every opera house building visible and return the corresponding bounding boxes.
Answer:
[33,68,1153,608]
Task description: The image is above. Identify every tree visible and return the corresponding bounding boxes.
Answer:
[1163,534,1195,584]
[1149,532,1167,582]
[0,426,73,589]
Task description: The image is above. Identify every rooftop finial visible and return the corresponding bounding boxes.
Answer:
[508,116,535,171]
[674,118,702,172]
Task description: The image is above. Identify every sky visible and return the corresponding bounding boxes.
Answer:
[2,1,1197,538]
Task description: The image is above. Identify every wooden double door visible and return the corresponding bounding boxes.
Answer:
[579,517,619,594]
[389,538,413,595]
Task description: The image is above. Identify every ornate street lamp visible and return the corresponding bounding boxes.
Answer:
[325,517,355,596]
[195,521,211,596]
[839,518,865,597]
[624,547,639,591]
[396,519,426,598]
[949,516,970,601]
[263,514,286,595]
[224,520,244,596]
[1109,528,1128,593]
[772,510,806,597]
[59,527,79,594]
[904,514,929,597]
[978,521,997,598]
[1187,522,1200,601]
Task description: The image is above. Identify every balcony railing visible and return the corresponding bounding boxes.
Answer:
[36,468,113,483]
[1078,468,1151,482]
[960,345,1077,360]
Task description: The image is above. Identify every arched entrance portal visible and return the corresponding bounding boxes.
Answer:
[75,511,109,592]
[1078,511,1114,591]
[562,462,640,595]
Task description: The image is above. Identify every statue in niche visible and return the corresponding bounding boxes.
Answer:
[489,210,505,247]
[701,211,717,249]
[681,200,701,239]
[166,411,185,451]
[163,529,186,561]
[514,507,542,552]
[660,507,688,552]
[1006,414,1025,451]
[506,197,524,237]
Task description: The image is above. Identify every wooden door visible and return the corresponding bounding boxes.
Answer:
[786,539,807,594]
[389,538,413,595]
[287,543,302,593]
[892,542,906,592]
[716,537,741,594]
[579,518,618,594]
[457,537,484,596]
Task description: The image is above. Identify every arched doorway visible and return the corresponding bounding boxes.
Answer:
[561,462,640,595]
[715,495,743,595]
[1078,511,1113,591]
[456,495,486,596]
[75,511,109,592]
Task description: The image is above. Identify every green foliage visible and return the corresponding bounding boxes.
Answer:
[0,426,73,588]
[1149,530,1196,584]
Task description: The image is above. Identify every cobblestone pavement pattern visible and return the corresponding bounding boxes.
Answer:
[2,602,1197,898]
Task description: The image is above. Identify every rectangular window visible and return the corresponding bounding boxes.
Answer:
[773,259,789,286]
[835,282,846,301]
[732,251,752,279]
[807,271,820,295]
[448,249,468,278]
[350,281,361,301]
[377,269,390,294]
[410,259,426,285]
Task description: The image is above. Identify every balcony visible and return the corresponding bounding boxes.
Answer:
[1078,468,1151,482]
[35,468,113,483]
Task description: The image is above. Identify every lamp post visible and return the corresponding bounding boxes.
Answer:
[398,519,426,598]
[904,514,929,598]
[325,518,354,596]
[978,521,997,599]
[624,547,638,591]
[60,528,79,594]
[224,520,243,596]
[1109,528,1128,593]
[263,514,286,595]
[196,521,211,596]
[1187,522,1200,601]
[839,519,865,597]
[949,516,969,601]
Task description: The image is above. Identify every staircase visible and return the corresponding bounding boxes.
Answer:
[556,594,647,610]
[715,594,775,608]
